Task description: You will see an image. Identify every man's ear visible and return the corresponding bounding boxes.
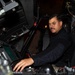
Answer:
[60,21,63,26]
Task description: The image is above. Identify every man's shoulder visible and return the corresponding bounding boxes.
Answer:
[58,30,71,42]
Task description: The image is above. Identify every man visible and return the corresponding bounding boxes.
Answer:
[13,14,73,72]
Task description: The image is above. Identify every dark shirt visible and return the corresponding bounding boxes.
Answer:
[32,28,73,66]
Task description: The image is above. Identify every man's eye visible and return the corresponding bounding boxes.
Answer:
[52,22,56,25]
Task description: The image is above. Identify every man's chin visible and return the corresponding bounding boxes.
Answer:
[51,31,56,33]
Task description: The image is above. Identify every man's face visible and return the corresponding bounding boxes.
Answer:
[49,16,62,33]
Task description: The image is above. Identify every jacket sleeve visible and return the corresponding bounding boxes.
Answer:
[31,38,71,66]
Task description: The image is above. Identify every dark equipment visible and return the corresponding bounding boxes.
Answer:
[0,0,35,68]
[0,0,43,70]
[0,0,34,60]
[0,0,34,42]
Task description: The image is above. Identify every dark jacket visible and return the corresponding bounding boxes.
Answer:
[32,28,73,66]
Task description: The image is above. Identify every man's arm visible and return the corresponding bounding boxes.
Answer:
[32,38,71,66]
[32,43,65,66]
[13,38,71,72]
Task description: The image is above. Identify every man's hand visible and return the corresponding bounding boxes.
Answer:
[13,58,34,72]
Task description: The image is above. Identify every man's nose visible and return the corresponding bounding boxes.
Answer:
[50,25,53,28]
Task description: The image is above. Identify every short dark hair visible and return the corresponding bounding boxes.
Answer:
[49,14,63,21]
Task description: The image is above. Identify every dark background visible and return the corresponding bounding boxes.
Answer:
[34,0,66,16]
